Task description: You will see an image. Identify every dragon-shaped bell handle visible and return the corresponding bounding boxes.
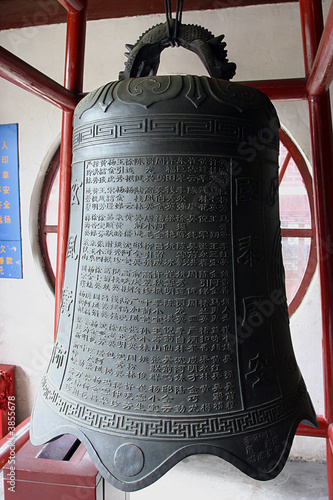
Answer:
[119,19,236,81]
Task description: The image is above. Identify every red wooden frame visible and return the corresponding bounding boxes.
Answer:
[0,0,299,32]
[0,47,76,111]
[38,148,61,291]
[279,128,317,317]
[0,0,333,495]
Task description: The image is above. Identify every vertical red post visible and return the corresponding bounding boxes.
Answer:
[300,0,333,497]
[308,91,333,498]
[55,4,87,334]
[299,0,324,77]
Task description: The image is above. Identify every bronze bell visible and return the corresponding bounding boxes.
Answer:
[30,20,317,491]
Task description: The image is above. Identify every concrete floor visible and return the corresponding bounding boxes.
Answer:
[131,456,329,500]
[0,456,329,499]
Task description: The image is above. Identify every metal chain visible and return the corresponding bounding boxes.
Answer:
[164,0,184,46]
[164,0,174,45]
[174,0,184,46]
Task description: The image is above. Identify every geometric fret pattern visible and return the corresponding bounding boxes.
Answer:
[41,375,307,441]
[72,115,265,150]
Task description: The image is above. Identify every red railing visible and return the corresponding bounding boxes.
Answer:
[0,0,332,495]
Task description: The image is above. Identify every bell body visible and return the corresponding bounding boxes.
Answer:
[31,75,317,491]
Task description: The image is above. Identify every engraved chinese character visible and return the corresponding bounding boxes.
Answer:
[245,353,274,387]
[67,234,78,260]
[147,403,160,412]
[161,404,173,413]
[237,236,263,267]
[61,288,74,316]
[71,180,82,205]
[236,178,259,205]
[51,342,67,369]
[174,404,186,414]
[241,296,264,329]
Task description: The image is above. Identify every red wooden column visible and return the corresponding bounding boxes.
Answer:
[300,0,333,497]
[308,88,333,499]
[55,1,87,334]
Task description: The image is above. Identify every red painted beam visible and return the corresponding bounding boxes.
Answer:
[239,78,308,100]
[54,4,87,334]
[0,0,299,31]
[281,228,313,238]
[0,417,30,470]
[57,0,84,13]
[307,1,333,96]
[297,415,328,438]
[0,47,76,111]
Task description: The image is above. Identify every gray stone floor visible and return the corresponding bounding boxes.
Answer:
[0,456,329,499]
[131,455,328,500]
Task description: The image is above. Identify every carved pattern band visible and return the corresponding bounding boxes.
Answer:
[72,115,270,151]
[41,376,307,440]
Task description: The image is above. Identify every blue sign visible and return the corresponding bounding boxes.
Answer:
[0,124,22,279]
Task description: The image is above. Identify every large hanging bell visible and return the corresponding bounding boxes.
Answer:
[31,20,317,491]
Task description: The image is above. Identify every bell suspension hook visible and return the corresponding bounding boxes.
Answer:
[164,0,184,47]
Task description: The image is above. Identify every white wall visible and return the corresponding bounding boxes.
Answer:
[0,1,329,468]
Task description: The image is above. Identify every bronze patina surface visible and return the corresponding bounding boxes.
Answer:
[31,23,317,491]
